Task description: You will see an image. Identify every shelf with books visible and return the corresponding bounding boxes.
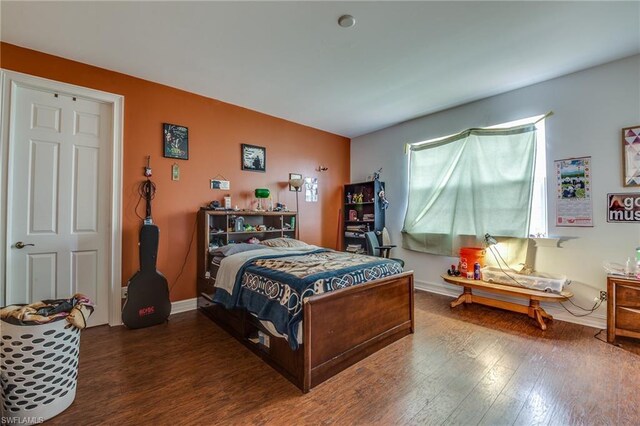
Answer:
[197,209,297,281]
[342,180,385,252]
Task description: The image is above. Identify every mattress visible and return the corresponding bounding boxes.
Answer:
[211,246,403,349]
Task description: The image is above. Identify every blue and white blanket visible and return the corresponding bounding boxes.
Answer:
[212,246,403,349]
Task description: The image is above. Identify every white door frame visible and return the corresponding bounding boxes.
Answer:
[0,69,124,326]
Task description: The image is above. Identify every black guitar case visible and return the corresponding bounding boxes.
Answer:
[122,224,171,328]
[122,179,171,328]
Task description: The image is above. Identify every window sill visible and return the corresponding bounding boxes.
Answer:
[532,237,561,248]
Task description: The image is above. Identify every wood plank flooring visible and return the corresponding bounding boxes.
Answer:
[46,291,640,425]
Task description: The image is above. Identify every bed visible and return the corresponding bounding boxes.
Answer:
[197,238,414,392]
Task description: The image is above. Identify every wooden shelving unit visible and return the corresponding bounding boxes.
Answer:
[196,209,297,287]
[342,180,385,253]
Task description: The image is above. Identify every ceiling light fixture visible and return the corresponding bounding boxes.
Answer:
[338,15,356,28]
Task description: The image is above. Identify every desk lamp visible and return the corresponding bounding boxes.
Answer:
[254,188,270,211]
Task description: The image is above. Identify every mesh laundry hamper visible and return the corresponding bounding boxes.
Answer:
[1,318,81,422]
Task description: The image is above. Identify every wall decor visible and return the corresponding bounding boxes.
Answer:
[289,173,303,191]
[607,193,640,223]
[210,179,230,190]
[623,125,640,186]
[171,163,180,181]
[163,123,189,160]
[305,177,318,202]
[555,156,593,227]
[242,144,266,172]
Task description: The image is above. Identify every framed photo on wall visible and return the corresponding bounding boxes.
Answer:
[163,123,189,160]
[241,144,266,172]
[623,125,640,186]
[289,173,302,191]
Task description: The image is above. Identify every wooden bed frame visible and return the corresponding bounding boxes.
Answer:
[198,271,414,392]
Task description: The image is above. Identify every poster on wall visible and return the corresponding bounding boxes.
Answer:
[304,177,318,202]
[163,123,189,160]
[607,193,640,223]
[555,156,593,227]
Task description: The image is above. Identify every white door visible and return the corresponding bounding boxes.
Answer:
[6,85,111,326]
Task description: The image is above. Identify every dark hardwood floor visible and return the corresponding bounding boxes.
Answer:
[47,291,640,425]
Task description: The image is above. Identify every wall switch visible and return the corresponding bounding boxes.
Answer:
[122,286,128,299]
[211,179,230,190]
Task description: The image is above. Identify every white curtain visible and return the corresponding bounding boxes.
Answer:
[402,124,537,256]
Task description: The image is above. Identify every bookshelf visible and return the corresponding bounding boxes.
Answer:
[196,209,297,285]
[343,180,385,253]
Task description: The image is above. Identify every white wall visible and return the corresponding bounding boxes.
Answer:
[351,55,640,328]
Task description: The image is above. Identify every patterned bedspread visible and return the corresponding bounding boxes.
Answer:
[213,249,403,349]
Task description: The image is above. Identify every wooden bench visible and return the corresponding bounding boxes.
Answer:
[441,275,573,330]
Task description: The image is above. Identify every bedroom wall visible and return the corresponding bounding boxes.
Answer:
[351,54,640,327]
[1,42,350,302]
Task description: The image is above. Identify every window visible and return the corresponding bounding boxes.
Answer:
[402,115,547,256]
[485,116,547,238]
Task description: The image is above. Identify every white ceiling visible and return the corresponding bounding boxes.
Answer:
[2,1,639,138]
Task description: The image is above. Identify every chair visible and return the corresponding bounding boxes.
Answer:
[364,231,405,267]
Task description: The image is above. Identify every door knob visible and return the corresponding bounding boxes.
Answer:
[15,241,35,249]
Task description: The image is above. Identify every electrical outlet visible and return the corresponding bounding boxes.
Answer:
[599,291,607,301]
[121,286,128,299]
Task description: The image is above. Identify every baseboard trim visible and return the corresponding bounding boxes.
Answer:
[414,279,606,330]
[171,297,197,315]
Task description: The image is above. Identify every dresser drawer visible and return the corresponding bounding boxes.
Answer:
[616,306,640,333]
[615,283,640,308]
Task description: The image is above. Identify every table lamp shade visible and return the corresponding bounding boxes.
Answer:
[255,188,270,199]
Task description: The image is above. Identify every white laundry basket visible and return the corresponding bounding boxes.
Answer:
[1,318,81,422]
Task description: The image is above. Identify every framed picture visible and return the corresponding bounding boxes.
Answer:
[289,173,302,191]
[304,177,318,202]
[623,125,640,186]
[163,123,189,160]
[241,144,266,172]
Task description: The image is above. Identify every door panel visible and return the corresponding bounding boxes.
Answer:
[29,139,60,234]
[71,250,98,302]
[74,111,100,137]
[30,103,61,132]
[8,85,111,326]
[72,145,99,233]
[27,252,57,301]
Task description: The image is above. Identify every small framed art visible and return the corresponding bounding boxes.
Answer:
[623,125,640,186]
[163,123,189,160]
[241,144,266,172]
[289,173,302,191]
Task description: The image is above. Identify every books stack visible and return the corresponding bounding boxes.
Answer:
[346,224,367,233]
[346,244,365,254]
[362,213,375,221]
[344,231,363,238]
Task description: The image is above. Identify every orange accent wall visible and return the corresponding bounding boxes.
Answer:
[1,42,350,302]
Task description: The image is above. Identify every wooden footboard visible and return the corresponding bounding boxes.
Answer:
[303,271,414,391]
[198,271,414,392]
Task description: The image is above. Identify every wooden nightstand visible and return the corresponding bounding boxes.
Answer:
[607,275,640,344]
